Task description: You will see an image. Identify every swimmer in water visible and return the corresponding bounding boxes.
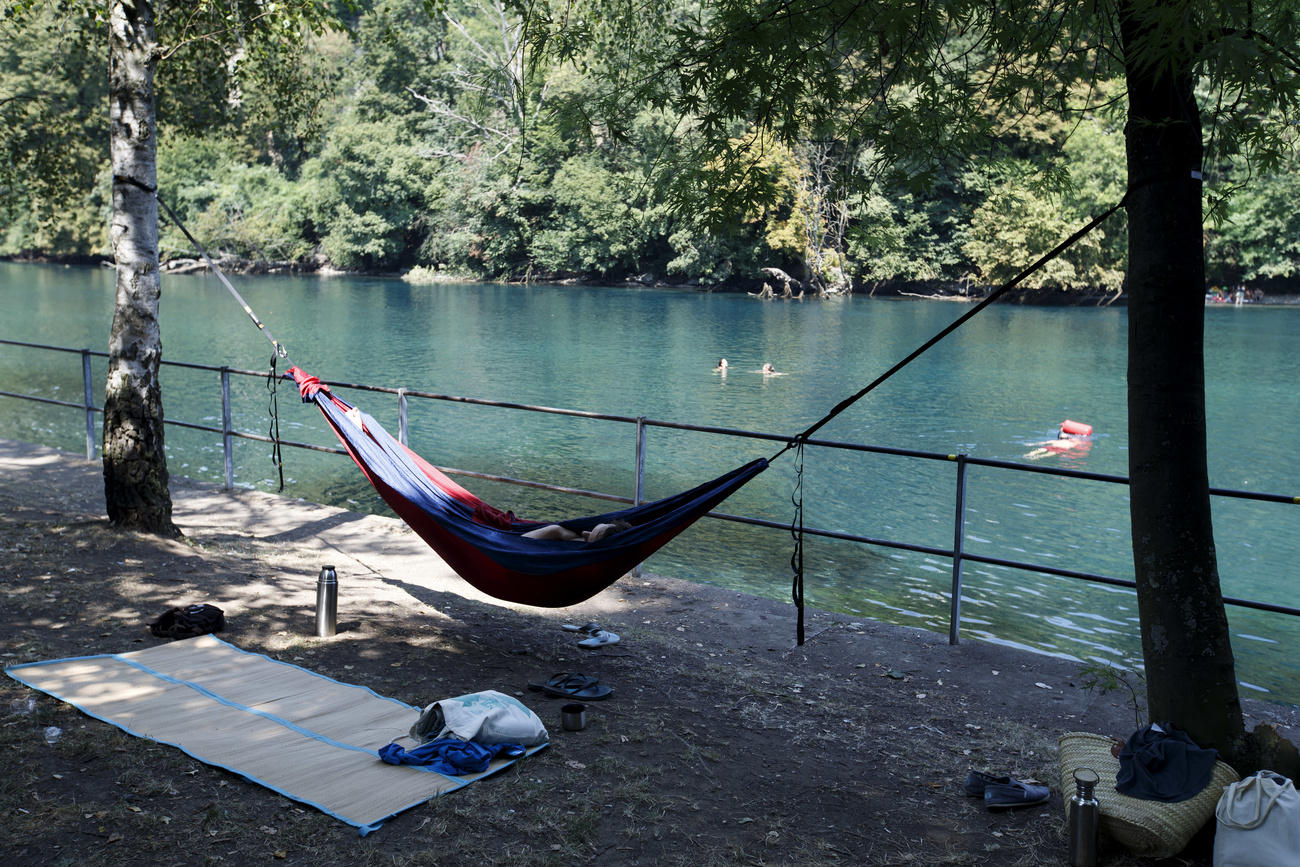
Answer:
[1024,425,1090,460]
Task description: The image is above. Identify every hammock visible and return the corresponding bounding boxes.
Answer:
[159,190,1125,632]
[289,367,768,607]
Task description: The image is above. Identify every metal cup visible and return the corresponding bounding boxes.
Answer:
[561,703,587,731]
[315,565,338,637]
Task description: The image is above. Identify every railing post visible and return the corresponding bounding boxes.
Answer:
[634,417,647,506]
[398,388,409,446]
[81,349,95,460]
[632,417,647,577]
[949,454,969,645]
[221,368,234,490]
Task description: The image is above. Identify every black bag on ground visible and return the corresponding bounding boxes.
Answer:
[149,604,225,639]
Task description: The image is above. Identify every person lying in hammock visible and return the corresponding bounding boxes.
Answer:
[521,519,632,543]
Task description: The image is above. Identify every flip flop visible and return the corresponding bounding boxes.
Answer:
[526,672,613,700]
[578,629,620,648]
[561,621,602,634]
[528,672,598,691]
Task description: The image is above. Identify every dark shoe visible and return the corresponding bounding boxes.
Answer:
[964,770,1011,797]
[984,780,1050,810]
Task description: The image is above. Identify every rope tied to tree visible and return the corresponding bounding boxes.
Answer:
[152,189,291,484]
[152,189,290,364]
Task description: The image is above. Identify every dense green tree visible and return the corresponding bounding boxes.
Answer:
[0,6,107,255]
[298,116,436,270]
[2,0,348,535]
[8,1,1300,290]
[1205,156,1300,285]
[528,0,1299,768]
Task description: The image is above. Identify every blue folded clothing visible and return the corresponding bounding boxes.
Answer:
[1116,722,1218,802]
[378,738,525,775]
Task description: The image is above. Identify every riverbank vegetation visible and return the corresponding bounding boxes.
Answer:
[2,0,1297,296]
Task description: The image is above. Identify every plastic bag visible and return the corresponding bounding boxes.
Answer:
[410,689,548,746]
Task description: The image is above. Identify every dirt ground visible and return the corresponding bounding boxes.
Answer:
[2,439,1297,866]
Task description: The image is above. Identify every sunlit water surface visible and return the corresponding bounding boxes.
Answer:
[3,262,1296,703]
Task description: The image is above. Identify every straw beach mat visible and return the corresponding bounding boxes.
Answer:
[5,634,546,835]
[1058,731,1239,858]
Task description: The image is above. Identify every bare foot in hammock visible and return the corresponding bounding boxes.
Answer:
[584,521,630,543]
[522,520,631,543]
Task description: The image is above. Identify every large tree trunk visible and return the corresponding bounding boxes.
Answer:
[1119,2,1243,757]
[105,0,179,538]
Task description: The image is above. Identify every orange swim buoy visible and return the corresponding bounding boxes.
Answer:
[1060,419,1093,437]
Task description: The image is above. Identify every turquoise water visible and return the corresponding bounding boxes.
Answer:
[2,262,1297,702]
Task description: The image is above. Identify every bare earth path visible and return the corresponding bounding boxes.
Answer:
[2,439,1295,866]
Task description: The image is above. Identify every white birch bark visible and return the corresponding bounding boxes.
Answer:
[104,0,178,536]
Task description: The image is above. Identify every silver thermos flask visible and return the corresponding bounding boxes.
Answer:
[1068,767,1100,867]
[315,565,338,637]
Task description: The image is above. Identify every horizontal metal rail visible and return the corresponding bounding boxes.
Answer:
[3,338,1298,634]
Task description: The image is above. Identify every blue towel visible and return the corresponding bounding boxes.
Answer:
[378,738,525,775]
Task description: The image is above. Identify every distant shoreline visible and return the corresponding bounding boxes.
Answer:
[7,254,1300,306]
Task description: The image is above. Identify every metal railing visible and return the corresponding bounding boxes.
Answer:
[4,337,1298,641]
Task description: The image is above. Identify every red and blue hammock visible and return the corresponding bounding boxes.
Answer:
[289,368,767,607]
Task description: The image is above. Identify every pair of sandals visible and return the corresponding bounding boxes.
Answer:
[561,621,620,647]
[527,672,613,700]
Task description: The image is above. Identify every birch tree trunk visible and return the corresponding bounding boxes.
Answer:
[104,0,179,537]
[1120,0,1243,756]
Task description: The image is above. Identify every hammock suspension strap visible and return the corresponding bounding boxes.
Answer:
[155,193,289,363]
[267,353,285,492]
[771,193,1130,464]
[155,192,290,481]
[773,190,1132,644]
[790,439,806,645]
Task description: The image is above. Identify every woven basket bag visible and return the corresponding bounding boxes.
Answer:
[1058,731,1240,859]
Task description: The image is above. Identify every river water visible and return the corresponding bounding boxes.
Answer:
[2,262,1297,703]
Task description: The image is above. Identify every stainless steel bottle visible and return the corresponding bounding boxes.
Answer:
[1068,767,1100,867]
[315,565,338,637]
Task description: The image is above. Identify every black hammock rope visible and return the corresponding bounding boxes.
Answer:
[770,190,1132,644]
[153,190,291,489]
[154,181,1136,642]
